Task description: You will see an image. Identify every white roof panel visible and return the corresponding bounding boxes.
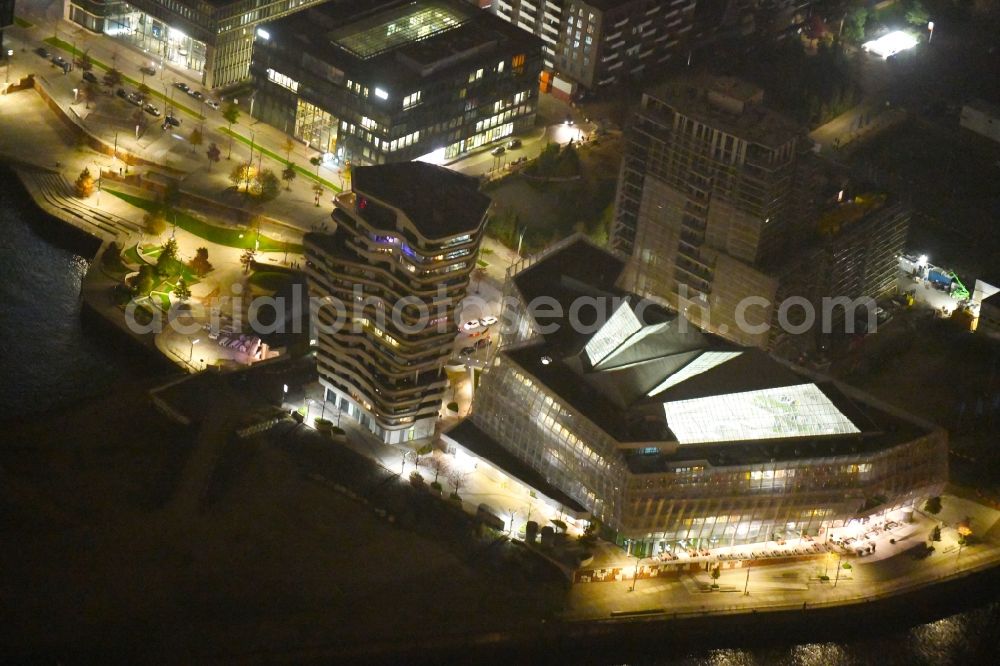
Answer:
[663,383,861,444]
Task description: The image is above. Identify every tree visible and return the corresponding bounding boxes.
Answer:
[77,50,93,72]
[312,182,324,207]
[73,167,95,198]
[188,247,213,276]
[81,81,98,109]
[206,142,221,170]
[281,163,297,190]
[425,455,450,484]
[160,237,178,261]
[188,128,203,155]
[282,136,295,162]
[222,102,240,159]
[230,162,254,191]
[258,169,281,202]
[340,160,352,190]
[447,470,469,495]
[143,209,167,236]
[905,0,930,27]
[710,565,721,588]
[102,67,123,90]
[930,525,942,542]
[924,496,942,514]
[173,277,191,302]
[843,7,869,43]
[240,248,256,274]
[132,264,156,295]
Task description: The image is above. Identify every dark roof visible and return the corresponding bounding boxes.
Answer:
[445,420,588,514]
[352,162,491,239]
[496,237,936,451]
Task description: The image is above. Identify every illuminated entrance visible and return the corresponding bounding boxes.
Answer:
[101,3,207,75]
[295,99,339,155]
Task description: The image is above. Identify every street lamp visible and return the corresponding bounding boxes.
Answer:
[927,21,935,44]
[188,337,200,363]
[72,87,79,103]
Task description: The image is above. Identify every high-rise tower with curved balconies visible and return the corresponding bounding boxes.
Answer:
[305,162,490,444]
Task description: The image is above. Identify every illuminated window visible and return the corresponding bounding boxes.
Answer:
[403,91,422,109]
[267,68,299,92]
[512,53,525,74]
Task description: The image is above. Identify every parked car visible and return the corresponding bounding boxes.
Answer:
[490,146,505,156]
[164,115,181,127]
[116,88,128,99]
[139,65,157,76]
[479,315,498,327]
[461,320,481,331]
[506,138,521,149]
[82,71,99,84]
[51,56,67,68]
[460,346,476,356]
[188,90,204,101]
[205,99,220,110]
[144,103,161,117]
[35,47,51,58]
[126,92,143,106]
[474,337,491,349]
[173,82,190,93]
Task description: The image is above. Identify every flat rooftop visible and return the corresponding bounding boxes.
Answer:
[351,162,491,239]
[644,75,802,149]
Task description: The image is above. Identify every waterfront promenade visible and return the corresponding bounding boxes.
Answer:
[565,492,1000,621]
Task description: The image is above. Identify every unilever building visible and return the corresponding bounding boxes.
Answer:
[453,236,947,555]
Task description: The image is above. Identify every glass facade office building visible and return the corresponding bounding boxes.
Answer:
[65,0,327,87]
[249,0,542,165]
[461,237,947,554]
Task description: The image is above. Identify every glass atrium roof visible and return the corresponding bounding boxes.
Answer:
[663,383,861,445]
[585,302,641,366]
[647,351,743,396]
[331,1,469,60]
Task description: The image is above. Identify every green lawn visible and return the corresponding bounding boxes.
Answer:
[105,189,303,254]
[43,37,204,120]
[14,16,32,28]
[123,243,146,266]
[151,290,173,312]
[220,127,341,192]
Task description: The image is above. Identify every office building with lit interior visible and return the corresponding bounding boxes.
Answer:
[64,0,328,88]
[305,162,490,443]
[452,236,947,555]
[249,0,542,165]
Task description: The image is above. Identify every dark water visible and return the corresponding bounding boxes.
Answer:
[0,173,151,420]
[1,171,999,662]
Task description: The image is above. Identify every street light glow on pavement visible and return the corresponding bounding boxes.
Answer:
[863,31,919,59]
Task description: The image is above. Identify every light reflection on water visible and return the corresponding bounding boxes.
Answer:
[0,179,144,420]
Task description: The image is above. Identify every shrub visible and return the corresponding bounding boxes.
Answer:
[924,496,942,514]
[449,492,461,501]
[430,481,443,493]
[409,471,424,486]
[447,401,459,412]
